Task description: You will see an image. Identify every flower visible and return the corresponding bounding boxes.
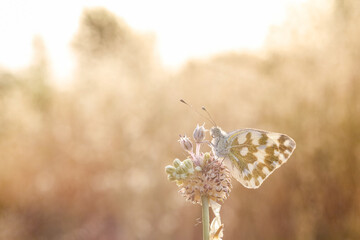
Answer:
[165,125,232,240]
[178,153,231,204]
[166,130,232,204]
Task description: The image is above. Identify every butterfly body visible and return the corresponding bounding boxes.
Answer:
[210,126,296,189]
[210,127,229,157]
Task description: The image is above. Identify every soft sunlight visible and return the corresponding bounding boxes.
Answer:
[2,1,360,239]
[0,0,307,81]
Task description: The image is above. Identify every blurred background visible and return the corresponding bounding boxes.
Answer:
[0,0,359,239]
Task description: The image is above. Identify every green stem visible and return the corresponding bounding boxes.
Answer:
[201,195,210,240]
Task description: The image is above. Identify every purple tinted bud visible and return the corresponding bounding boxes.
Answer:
[179,135,193,152]
[193,124,205,143]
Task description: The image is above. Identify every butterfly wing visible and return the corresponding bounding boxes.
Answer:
[224,128,296,189]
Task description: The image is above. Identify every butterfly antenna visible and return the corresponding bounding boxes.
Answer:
[180,99,214,126]
[201,106,217,126]
[180,99,190,106]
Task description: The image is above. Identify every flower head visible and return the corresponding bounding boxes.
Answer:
[166,125,232,203]
[166,124,231,240]
[179,153,231,204]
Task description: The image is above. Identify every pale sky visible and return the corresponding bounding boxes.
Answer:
[0,0,307,82]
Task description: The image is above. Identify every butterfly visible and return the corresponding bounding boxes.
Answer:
[210,126,296,189]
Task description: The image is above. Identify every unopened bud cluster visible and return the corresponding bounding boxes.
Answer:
[165,158,195,181]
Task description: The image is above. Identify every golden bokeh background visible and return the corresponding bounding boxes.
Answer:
[0,1,360,239]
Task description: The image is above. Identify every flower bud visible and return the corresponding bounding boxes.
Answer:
[165,165,176,174]
[183,159,194,170]
[180,173,187,179]
[177,163,187,174]
[193,124,205,143]
[178,135,193,152]
[173,159,181,168]
[168,174,176,181]
[203,152,211,165]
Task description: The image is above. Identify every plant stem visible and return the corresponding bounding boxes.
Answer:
[201,195,210,240]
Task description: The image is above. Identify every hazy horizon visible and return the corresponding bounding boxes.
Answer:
[0,0,308,82]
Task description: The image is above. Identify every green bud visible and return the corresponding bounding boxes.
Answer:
[173,158,181,168]
[165,165,176,174]
[202,152,211,166]
[183,159,194,170]
[176,166,184,174]
[178,163,188,174]
[168,174,176,181]
[195,166,202,172]
[180,173,187,179]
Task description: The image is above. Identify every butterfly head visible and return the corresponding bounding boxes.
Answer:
[210,126,224,138]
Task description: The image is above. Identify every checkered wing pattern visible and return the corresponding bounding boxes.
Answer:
[224,129,296,189]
